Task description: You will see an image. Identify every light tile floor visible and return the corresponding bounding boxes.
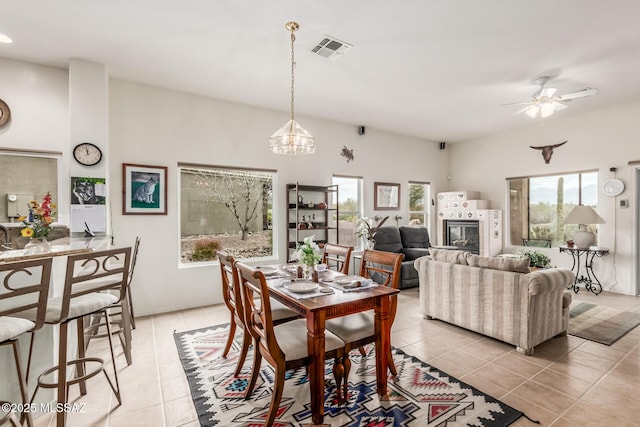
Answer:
[32,288,640,426]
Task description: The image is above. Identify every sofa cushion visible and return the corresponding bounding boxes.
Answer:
[373,226,403,253]
[402,247,430,261]
[466,254,529,273]
[429,248,469,265]
[399,226,430,248]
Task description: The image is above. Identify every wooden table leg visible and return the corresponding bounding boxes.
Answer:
[307,311,326,425]
[374,295,391,397]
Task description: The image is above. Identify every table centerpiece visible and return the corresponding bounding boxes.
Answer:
[19,192,56,253]
[296,235,322,280]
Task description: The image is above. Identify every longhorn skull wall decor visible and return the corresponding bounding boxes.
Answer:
[530,140,567,164]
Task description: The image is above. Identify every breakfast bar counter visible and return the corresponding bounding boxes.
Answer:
[0,236,110,263]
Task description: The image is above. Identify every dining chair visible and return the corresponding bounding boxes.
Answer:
[325,249,404,377]
[84,236,140,365]
[217,251,299,376]
[235,262,348,426]
[27,247,131,427]
[0,257,52,427]
[321,243,353,274]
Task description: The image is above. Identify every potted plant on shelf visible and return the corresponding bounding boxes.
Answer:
[515,248,551,271]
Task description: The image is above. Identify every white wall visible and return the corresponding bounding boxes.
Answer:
[448,104,640,295]
[0,57,71,221]
[108,80,448,315]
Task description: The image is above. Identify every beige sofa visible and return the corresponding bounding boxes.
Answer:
[415,249,574,355]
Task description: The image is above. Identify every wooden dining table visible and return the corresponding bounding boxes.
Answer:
[264,267,399,425]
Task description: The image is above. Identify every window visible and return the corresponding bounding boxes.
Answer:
[408,181,430,229]
[179,164,274,263]
[508,171,598,247]
[332,175,362,249]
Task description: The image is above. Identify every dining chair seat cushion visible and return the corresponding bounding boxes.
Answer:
[0,316,35,342]
[325,313,374,343]
[274,319,345,361]
[270,298,299,322]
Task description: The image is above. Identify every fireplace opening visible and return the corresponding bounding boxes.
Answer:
[444,220,480,254]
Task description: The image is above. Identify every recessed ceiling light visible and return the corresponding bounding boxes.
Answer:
[0,33,13,44]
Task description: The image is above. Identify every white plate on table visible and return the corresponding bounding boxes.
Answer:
[256,266,279,276]
[283,281,318,293]
[334,275,363,285]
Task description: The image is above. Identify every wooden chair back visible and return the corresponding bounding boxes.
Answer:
[0,257,52,331]
[359,249,404,320]
[217,251,244,326]
[235,262,283,361]
[322,243,353,274]
[61,247,131,323]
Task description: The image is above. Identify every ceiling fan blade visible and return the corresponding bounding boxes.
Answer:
[503,101,533,106]
[552,101,568,111]
[540,87,557,98]
[557,87,599,101]
[513,106,531,116]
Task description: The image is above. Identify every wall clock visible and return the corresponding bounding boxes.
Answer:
[0,98,10,128]
[73,142,103,166]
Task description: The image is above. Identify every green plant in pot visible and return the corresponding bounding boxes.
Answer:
[515,248,551,269]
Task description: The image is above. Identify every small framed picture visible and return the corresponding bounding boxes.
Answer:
[122,163,167,215]
[374,182,400,210]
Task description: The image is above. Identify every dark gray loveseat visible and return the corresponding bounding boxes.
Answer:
[373,226,432,289]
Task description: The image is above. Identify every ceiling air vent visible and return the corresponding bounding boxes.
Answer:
[311,36,353,60]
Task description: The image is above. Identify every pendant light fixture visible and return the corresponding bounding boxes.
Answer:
[269,22,315,155]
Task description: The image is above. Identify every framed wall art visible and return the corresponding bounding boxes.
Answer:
[374,182,400,210]
[123,163,167,215]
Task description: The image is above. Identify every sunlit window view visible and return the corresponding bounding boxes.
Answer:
[509,171,598,247]
[180,165,274,263]
[408,181,430,229]
[332,176,362,249]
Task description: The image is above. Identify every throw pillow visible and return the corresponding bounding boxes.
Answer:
[430,248,469,265]
[466,254,530,273]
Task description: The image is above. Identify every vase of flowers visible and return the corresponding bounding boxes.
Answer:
[356,216,389,249]
[20,192,56,253]
[296,235,321,280]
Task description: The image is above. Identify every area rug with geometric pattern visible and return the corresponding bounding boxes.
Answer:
[174,324,529,427]
[569,302,640,345]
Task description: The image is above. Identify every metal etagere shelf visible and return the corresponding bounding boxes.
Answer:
[286,183,339,262]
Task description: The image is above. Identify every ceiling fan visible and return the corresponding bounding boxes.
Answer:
[506,76,598,118]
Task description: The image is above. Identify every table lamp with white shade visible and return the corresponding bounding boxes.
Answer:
[564,205,605,248]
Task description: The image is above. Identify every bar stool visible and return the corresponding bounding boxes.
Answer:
[0,401,22,427]
[28,247,131,427]
[0,257,52,427]
[84,236,140,365]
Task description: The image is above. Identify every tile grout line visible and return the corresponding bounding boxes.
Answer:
[152,315,169,427]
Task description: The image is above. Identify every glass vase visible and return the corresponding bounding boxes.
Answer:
[302,264,314,281]
[24,237,51,254]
